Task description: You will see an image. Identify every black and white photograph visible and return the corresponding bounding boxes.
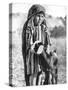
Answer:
[9,3,66,87]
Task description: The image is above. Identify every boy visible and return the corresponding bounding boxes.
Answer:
[22,4,52,85]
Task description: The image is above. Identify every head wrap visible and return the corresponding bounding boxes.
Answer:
[27,4,45,20]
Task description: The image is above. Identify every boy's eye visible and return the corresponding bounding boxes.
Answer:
[37,14,44,17]
[41,15,44,17]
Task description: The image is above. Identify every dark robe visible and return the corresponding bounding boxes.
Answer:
[22,21,50,85]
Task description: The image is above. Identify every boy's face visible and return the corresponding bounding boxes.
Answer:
[33,13,45,26]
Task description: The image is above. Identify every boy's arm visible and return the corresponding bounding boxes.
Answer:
[26,27,32,53]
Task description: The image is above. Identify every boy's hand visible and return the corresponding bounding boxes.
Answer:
[30,40,42,53]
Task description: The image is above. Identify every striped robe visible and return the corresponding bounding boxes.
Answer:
[22,21,51,85]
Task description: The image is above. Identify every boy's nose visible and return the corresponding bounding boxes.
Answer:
[38,17,43,24]
[39,16,42,20]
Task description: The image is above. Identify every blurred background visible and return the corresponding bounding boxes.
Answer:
[9,3,67,86]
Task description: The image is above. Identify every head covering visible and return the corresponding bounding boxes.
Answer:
[27,4,45,20]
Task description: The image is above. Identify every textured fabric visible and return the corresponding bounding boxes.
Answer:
[22,24,50,76]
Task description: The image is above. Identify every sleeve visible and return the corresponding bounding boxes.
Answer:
[26,27,32,55]
[22,22,31,57]
[22,22,32,75]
